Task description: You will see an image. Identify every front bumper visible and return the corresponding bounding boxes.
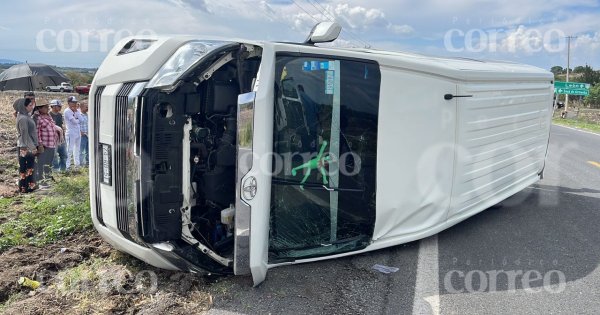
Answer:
[89,82,233,275]
[93,217,180,270]
[89,82,184,270]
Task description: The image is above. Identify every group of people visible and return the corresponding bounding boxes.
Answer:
[14,91,89,193]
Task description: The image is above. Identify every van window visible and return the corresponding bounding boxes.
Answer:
[269,55,381,262]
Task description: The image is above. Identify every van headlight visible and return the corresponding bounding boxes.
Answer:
[147,40,227,89]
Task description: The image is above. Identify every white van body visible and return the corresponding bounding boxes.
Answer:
[89,34,553,286]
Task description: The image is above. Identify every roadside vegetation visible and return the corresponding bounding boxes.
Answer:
[552,117,600,134]
[0,169,92,252]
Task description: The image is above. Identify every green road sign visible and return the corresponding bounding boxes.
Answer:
[554,81,590,90]
[554,88,590,96]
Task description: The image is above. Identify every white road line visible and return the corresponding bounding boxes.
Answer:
[412,234,440,315]
[552,123,600,137]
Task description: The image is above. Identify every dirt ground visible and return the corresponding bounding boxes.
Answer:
[0,91,224,314]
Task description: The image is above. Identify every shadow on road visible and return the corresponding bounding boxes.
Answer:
[437,184,600,294]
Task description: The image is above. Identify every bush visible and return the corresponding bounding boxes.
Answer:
[584,85,600,108]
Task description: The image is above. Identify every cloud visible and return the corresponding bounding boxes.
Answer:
[2,0,600,68]
[388,24,414,36]
[575,32,600,51]
[332,3,387,30]
[496,26,545,55]
[165,0,211,13]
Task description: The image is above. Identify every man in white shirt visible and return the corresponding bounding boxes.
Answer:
[64,96,82,169]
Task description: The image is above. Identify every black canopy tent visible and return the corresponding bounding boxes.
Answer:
[0,63,69,91]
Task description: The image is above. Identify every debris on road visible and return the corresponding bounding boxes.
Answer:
[372,264,399,274]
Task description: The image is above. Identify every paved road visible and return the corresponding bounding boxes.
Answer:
[207,125,600,314]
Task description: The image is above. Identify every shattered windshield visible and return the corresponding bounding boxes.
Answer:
[269,55,381,262]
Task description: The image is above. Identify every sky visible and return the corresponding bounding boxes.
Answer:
[0,0,599,70]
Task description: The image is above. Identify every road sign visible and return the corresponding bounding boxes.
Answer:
[554,81,590,90]
[554,88,589,96]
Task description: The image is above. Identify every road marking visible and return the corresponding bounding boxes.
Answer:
[412,234,440,315]
[588,161,600,169]
[553,124,600,137]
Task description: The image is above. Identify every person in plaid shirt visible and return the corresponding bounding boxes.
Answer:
[35,100,57,186]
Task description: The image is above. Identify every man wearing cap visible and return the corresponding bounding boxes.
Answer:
[64,95,82,169]
[34,99,56,186]
[50,100,67,171]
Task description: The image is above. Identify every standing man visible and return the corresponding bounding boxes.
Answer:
[79,101,89,167]
[50,100,67,171]
[64,96,81,169]
[34,99,57,186]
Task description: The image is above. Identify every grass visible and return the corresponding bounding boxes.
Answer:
[53,257,118,313]
[53,256,158,312]
[552,117,600,134]
[0,169,93,252]
[0,292,26,312]
[55,257,105,298]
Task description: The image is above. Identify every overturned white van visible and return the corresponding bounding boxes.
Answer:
[89,23,553,285]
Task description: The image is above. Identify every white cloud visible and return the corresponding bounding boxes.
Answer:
[1,0,599,68]
[388,24,414,36]
[165,0,210,12]
[496,26,545,55]
[332,3,387,29]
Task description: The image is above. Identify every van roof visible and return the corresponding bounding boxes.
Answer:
[269,41,553,82]
[98,35,553,85]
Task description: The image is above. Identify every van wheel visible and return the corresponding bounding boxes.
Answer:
[60,88,64,92]
[46,88,51,92]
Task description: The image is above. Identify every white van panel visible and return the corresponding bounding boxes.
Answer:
[373,67,457,240]
[449,81,553,218]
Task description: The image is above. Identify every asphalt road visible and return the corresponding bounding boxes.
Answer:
[207,125,600,315]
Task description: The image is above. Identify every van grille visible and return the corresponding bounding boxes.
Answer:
[93,86,105,226]
[115,83,137,234]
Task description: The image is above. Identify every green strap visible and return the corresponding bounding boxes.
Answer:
[291,141,330,189]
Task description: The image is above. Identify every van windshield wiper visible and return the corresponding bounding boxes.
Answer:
[272,178,364,192]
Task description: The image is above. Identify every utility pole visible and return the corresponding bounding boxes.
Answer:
[565,36,577,115]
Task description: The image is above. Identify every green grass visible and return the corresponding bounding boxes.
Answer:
[552,117,600,134]
[0,169,93,252]
[0,292,25,312]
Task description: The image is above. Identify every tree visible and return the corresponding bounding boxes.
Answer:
[573,65,586,73]
[550,66,564,75]
[64,71,94,87]
[579,65,600,86]
[584,84,600,108]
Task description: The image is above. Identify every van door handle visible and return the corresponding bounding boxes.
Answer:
[444,94,473,100]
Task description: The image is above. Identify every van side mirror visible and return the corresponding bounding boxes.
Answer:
[304,22,342,45]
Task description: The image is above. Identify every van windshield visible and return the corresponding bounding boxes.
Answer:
[269,55,381,262]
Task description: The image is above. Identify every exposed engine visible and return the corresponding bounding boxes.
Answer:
[139,44,261,270]
[187,64,240,256]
